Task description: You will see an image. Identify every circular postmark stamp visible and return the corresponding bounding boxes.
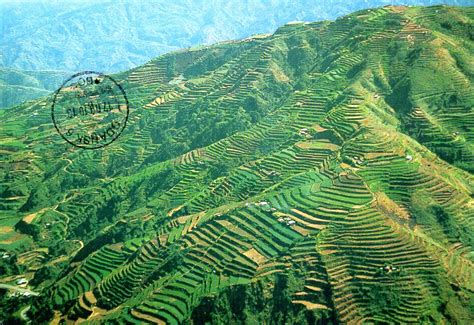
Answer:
[52,71,129,149]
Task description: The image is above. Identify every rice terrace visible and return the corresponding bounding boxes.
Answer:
[0,3,473,324]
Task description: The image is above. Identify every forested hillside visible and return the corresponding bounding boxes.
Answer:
[0,68,68,109]
[0,5,473,324]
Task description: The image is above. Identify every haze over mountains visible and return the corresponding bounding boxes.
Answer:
[0,0,472,108]
[0,4,472,324]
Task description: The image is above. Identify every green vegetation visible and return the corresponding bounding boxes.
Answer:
[0,68,69,109]
[0,5,473,324]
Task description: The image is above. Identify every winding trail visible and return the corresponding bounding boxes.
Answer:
[20,305,31,323]
[0,284,39,296]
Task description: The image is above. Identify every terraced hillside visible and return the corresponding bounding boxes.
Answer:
[1,5,473,324]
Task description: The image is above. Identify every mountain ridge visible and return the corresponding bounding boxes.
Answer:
[0,5,473,324]
[1,0,472,109]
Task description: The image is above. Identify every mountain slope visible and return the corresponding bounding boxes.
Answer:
[2,0,472,72]
[0,5,473,324]
[3,1,471,110]
[0,68,69,109]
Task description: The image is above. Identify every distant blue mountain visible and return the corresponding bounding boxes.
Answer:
[1,0,471,73]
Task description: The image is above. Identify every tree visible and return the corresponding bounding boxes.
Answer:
[166,57,176,78]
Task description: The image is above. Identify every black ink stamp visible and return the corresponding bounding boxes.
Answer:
[52,71,129,149]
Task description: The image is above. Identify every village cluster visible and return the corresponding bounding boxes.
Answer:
[244,201,297,227]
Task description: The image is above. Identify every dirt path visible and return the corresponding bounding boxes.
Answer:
[0,283,39,296]
[20,305,31,323]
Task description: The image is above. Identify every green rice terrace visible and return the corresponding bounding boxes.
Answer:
[0,5,473,324]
